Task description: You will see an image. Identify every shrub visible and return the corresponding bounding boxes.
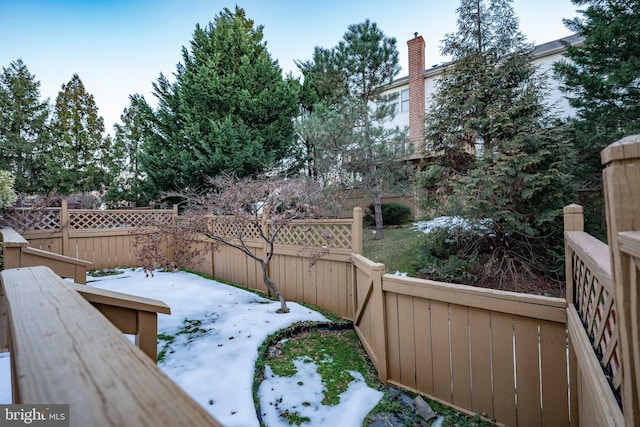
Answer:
[0,170,17,211]
[416,227,482,284]
[364,202,411,226]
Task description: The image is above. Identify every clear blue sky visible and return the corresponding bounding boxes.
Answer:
[0,0,578,134]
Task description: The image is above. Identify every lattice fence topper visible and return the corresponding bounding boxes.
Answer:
[0,208,61,231]
[202,215,352,249]
[205,216,263,240]
[69,210,173,230]
[275,222,351,249]
[572,251,621,401]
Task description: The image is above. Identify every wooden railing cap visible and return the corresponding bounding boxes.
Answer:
[0,228,29,247]
[601,133,640,165]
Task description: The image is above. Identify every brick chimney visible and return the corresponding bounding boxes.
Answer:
[407,33,425,153]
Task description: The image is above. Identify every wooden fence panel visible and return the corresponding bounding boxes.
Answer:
[469,307,492,416]
[540,319,571,425]
[620,231,640,421]
[450,304,471,410]
[9,202,614,425]
[430,300,451,403]
[398,294,416,390]
[385,292,401,384]
[352,254,387,381]
[514,316,542,426]
[378,274,569,426]
[414,298,434,395]
[490,311,517,426]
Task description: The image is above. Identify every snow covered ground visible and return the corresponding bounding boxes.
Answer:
[0,268,383,427]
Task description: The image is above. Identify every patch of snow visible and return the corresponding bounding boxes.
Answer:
[259,357,383,427]
[432,415,445,427]
[412,216,494,237]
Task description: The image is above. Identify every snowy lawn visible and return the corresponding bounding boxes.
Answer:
[0,268,383,427]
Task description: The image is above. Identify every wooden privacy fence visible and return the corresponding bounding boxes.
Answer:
[1,203,177,269]
[352,253,571,426]
[180,209,363,320]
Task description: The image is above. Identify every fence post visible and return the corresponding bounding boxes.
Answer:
[172,204,178,226]
[352,207,363,255]
[563,204,584,305]
[563,203,584,233]
[61,199,69,256]
[602,134,640,426]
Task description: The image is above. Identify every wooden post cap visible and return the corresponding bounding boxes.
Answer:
[601,133,640,165]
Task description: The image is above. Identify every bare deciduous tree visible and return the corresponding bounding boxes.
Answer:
[176,175,330,313]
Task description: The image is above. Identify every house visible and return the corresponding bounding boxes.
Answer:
[381,33,584,156]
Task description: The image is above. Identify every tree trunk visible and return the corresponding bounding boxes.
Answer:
[371,163,384,240]
[261,262,289,313]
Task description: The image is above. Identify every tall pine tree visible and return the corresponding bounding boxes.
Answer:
[137,6,300,193]
[297,20,410,239]
[554,0,640,237]
[46,73,110,194]
[104,95,150,206]
[421,0,574,287]
[0,59,50,194]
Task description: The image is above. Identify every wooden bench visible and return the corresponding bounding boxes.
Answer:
[1,266,221,426]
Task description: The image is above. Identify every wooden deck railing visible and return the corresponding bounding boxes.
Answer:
[1,266,221,426]
[564,207,623,426]
[70,282,171,362]
[602,134,640,426]
[1,228,92,284]
[1,228,94,352]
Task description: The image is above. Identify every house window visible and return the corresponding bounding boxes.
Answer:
[400,89,409,113]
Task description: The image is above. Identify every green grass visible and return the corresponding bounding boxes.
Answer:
[265,329,377,406]
[255,326,496,426]
[87,268,125,277]
[362,225,427,276]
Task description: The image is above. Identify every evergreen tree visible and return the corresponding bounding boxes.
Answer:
[137,6,300,193]
[104,95,150,206]
[297,20,409,239]
[46,73,109,194]
[422,0,574,286]
[554,0,640,237]
[296,47,346,112]
[0,59,50,194]
[425,0,533,168]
